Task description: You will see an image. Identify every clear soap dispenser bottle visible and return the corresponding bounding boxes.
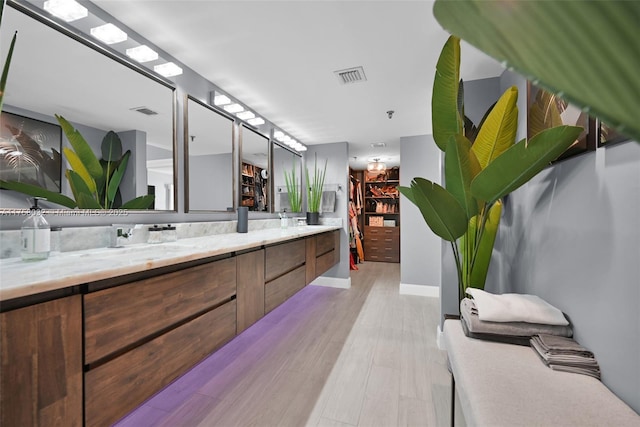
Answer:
[21,197,50,261]
[280,209,288,229]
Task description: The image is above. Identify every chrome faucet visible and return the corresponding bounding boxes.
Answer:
[110,224,134,248]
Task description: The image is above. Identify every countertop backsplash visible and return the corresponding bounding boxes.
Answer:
[0,217,341,259]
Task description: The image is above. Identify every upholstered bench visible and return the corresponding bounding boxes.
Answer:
[443,319,640,427]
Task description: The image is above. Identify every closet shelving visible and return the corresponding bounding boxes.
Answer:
[363,169,400,263]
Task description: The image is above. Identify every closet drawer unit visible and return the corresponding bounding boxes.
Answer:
[364,248,400,263]
[366,226,399,238]
[265,239,306,282]
[84,257,237,365]
[265,265,306,313]
[85,300,237,427]
[365,226,400,263]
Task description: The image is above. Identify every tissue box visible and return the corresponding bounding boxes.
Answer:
[369,216,383,227]
[383,220,396,227]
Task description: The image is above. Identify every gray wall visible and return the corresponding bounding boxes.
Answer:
[493,70,640,412]
[400,134,441,287]
[187,153,233,211]
[306,142,350,280]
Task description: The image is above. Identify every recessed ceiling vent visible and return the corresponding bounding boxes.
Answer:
[130,106,158,116]
[370,142,386,148]
[334,66,367,85]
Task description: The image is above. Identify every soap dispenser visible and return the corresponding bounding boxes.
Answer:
[280,209,288,229]
[21,197,50,261]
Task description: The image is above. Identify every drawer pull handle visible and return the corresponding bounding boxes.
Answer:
[384,238,392,241]
[385,247,392,250]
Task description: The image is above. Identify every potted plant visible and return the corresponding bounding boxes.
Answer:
[283,160,302,213]
[305,153,327,225]
[399,36,581,302]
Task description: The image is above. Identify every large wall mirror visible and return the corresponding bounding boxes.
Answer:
[184,96,234,212]
[240,125,270,212]
[0,4,176,211]
[273,143,302,214]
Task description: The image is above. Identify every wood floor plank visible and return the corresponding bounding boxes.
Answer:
[115,262,452,427]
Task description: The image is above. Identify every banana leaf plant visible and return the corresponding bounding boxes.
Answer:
[433,0,640,144]
[399,36,582,301]
[0,115,154,209]
[283,159,302,213]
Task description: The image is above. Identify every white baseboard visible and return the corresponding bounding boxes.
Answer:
[311,276,351,289]
[399,283,439,298]
[437,324,446,351]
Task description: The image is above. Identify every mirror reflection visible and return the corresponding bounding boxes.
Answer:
[0,5,175,210]
[240,125,269,212]
[273,144,302,214]
[185,96,234,212]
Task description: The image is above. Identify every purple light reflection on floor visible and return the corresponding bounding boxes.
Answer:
[115,284,345,427]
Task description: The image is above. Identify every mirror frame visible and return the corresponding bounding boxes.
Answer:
[183,95,236,213]
[272,141,303,214]
[1,0,179,213]
[239,124,272,213]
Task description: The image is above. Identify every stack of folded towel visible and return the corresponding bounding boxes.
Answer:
[459,288,572,346]
[530,334,601,379]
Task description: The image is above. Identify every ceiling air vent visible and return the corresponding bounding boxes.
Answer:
[334,66,367,85]
[130,106,158,116]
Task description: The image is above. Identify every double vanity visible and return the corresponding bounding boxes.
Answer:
[0,225,341,426]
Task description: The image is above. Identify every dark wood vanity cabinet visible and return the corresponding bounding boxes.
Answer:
[0,230,340,427]
[1,295,83,427]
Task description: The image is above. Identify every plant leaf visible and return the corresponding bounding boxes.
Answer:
[445,134,479,218]
[471,86,519,169]
[66,169,101,208]
[433,0,640,143]
[56,115,104,182]
[101,131,122,162]
[63,147,97,195]
[409,177,468,242]
[120,194,155,210]
[469,200,502,289]
[0,31,17,113]
[432,35,461,151]
[106,150,130,208]
[0,179,77,208]
[398,185,416,205]
[471,125,583,202]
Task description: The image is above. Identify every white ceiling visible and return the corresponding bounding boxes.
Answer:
[92,0,504,169]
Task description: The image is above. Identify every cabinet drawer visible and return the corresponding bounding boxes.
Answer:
[84,257,236,364]
[315,231,335,256]
[85,300,236,427]
[366,252,400,263]
[366,226,399,237]
[316,249,337,277]
[366,234,399,247]
[265,265,306,313]
[265,239,306,282]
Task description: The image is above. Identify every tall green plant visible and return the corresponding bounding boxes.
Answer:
[305,153,327,213]
[283,160,302,213]
[399,36,581,301]
[0,115,154,209]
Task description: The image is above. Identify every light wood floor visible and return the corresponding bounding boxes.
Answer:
[116,262,453,427]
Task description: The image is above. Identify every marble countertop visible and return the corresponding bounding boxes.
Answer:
[0,225,340,302]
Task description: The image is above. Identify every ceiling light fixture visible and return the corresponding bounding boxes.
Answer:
[273,131,285,141]
[236,111,255,121]
[247,117,265,126]
[90,23,127,44]
[298,145,307,152]
[213,94,231,106]
[154,62,183,77]
[367,158,386,172]
[126,45,158,63]
[43,0,87,22]
[223,103,243,114]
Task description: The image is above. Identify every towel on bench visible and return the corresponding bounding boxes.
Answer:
[531,334,601,379]
[460,298,572,346]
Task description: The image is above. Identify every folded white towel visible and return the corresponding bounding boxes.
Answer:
[466,288,569,326]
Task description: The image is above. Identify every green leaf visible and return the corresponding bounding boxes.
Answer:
[445,135,480,218]
[101,131,123,162]
[432,35,461,151]
[398,185,416,205]
[471,86,519,169]
[121,194,155,210]
[0,179,77,208]
[410,177,468,242]
[106,151,130,208]
[56,115,104,182]
[528,88,563,139]
[66,170,101,208]
[469,200,502,289]
[63,147,97,195]
[433,0,640,143]
[471,125,583,202]
[0,31,17,113]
